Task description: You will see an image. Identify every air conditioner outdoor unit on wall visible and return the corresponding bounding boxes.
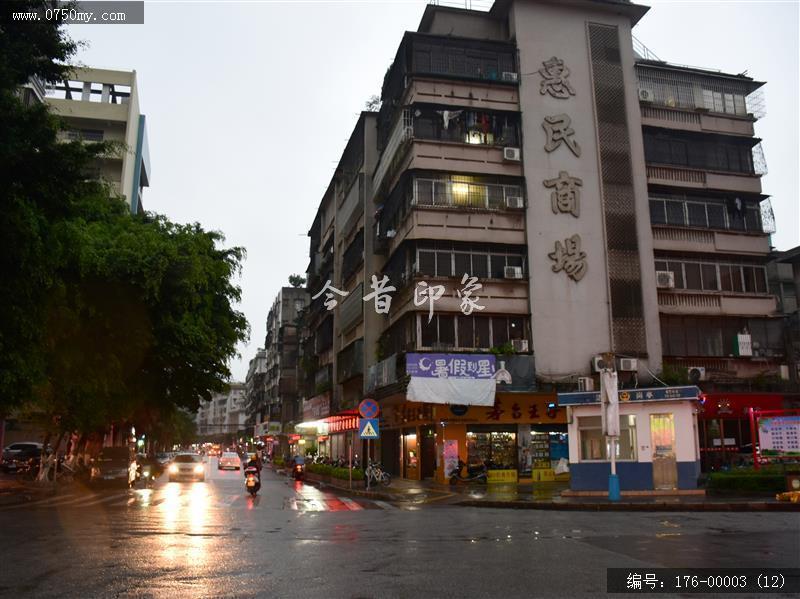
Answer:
[656,271,675,289]
[503,147,521,162]
[638,88,655,103]
[504,266,523,279]
[688,366,707,382]
[591,355,610,373]
[618,358,638,372]
[505,196,524,209]
[578,377,594,392]
[501,71,519,83]
[511,339,529,353]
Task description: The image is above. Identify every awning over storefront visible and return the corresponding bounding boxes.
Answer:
[324,409,359,433]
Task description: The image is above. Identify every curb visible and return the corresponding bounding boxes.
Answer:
[454,499,800,512]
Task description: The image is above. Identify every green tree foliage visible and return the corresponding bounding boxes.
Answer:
[288,274,306,288]
[0,2,249,447]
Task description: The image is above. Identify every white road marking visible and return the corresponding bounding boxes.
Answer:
[338,497,363,511]
[372,500,396,510]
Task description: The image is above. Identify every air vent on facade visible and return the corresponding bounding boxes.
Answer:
[504,266,523,279]
[618,358,638,372]
[688,366,706,382]
[501,71,519,83]
[503,147,521,162]
[578,377,594,392]
[512,339,529,353]
[656,271,675,289]
[638,88,655,103]
[505,196,524,209]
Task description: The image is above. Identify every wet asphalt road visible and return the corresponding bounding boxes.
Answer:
[0,458,798,599]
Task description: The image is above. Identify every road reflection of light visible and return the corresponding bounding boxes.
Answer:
[133,488,154,507]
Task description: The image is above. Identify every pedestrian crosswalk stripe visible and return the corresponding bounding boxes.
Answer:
[372,500,396,510]
[338,497,363,511]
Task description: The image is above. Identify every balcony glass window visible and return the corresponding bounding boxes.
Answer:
[457,316,474,348]
[644,132,756,175]
[649,193,763,233]
[701,264,718,291]
[665,200,685,226]
[687,203,707,227]
[414,245,526,279]
[684,263,702,290]
[649,200,666,225]
[437,251,453,277]
[492,317,509,347]
[655,260,767,294]
[475,317,491,348]
[412,105,519,147]
[412,176,523,211]
[439,315,455,346]
[418,315,528,350]
[661,315,784,357]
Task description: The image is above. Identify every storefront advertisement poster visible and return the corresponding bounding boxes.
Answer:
[758,416,800,456]
[443,439,459,478]
[406,354,496,379]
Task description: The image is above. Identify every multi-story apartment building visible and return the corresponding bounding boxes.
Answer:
[244,348,267,429]
[260,287,307,455]
[45,67,151,214]
[195,384,246,439]
[299,0,790,488]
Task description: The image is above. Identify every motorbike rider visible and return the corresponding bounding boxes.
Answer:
[244,452,262,476]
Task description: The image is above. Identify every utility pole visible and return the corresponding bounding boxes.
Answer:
[601,352,620,502]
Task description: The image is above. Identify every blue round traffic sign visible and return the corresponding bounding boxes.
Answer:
[359,398,379,419]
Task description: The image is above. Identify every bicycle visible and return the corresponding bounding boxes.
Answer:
[364,461,391,487]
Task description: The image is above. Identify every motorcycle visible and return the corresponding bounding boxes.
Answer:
[448,459,487,484]
[292,462,305,481]
[244,466,261,496]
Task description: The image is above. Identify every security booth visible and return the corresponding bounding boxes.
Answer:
[557,386,702,492]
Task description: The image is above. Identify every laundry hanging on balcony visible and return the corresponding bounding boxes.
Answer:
[436,109,463,130]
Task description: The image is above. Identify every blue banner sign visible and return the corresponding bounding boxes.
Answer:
[557,385,701,406]
[406,353,496,379]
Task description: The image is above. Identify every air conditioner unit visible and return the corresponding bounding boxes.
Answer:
[505,196,524,209]
[591,355,608,373]
[504,266,523,279]
[638,88,655,103]
[385,229,396,239]
[501,71,519,83]
[511,339,529,353]
[503,147,521,162]
[656,271,675,289]
[577,377,594,392]
[618,358,638,372]
[688,366,707,382]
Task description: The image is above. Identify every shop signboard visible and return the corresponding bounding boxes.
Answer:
[303,393,331,421]
[557,386,701,406]
[267,421,282,434]
[406,353,497,406]
[758,416,800,457]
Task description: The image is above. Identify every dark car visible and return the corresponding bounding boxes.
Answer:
[90,446,137,488]
[1,442,44,475]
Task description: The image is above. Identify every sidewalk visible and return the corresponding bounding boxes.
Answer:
[322,476,800,512]
[0,475,58,507]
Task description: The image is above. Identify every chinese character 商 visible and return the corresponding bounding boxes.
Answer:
[457,274,486,316]
[548,234,587,282]
[311,280,349,310]
[363,274,396,314]
[413,281,445,324]
[538,56,576,99]
[544,170,583,218]
[543,114,581,157]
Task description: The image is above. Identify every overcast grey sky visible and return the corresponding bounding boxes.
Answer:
[68,0,800,382]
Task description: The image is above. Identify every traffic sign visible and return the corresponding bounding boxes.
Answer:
[358,398,380,419]
[358,418,380,439]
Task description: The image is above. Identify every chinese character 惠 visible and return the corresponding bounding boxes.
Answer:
[538,56,576,99]
[544,170,583,218]
[543,114,581,157]
[413,281,445,324]
[311,280,349,310]
[362,274,396,314]
[456,274,486,316]
[548,234,587,282]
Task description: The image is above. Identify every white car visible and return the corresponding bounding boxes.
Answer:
[168,453,205,482]
[218,452,241,470]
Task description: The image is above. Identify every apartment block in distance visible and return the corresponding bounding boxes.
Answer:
[46,67,151,214]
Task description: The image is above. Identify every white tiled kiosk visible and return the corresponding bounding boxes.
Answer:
[557,386,702,492]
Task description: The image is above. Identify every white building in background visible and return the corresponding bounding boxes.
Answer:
[195,383,246,437]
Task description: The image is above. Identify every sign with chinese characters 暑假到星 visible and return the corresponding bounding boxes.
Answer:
[406,354,497,406]
[406,354,496,379]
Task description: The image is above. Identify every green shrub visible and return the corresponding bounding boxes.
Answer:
[307,463,363,480]
[707,471,786,494]
[273,457,284,467]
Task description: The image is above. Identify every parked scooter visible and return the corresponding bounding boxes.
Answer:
[448,459,487,484]
[244,466,261,496]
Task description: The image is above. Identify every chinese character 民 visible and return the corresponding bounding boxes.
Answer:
[456,274,486,316]
[543,114,581,157]
[538,56,576,99]
[363,274,396,314]
[413,281,445,324]
[311,280,349,310]
[544,170,583,218]
[548,234,587,282]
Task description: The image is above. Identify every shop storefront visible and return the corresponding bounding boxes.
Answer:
[325,410,359,464]
[558,386,702,492]
[698,393,784,471]
[381,393,567,483]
